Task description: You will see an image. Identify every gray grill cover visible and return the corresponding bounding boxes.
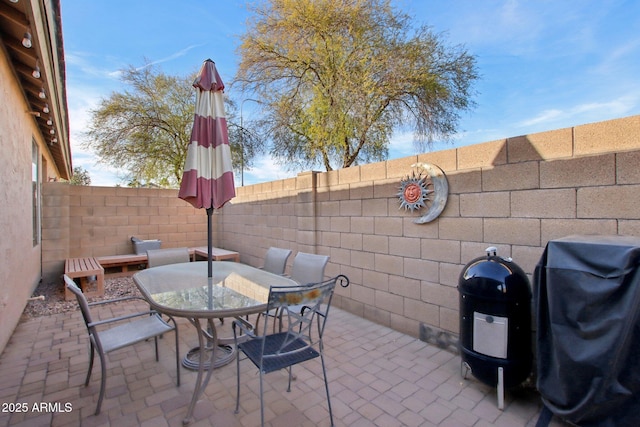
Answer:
[534,235,640,427]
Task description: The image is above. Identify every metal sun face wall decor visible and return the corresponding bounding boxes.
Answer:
[397,163,449,224]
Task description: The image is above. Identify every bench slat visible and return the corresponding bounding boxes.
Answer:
[191,246,240,262]
[65,257,103,276]
[96,254,148,266]
[64,257,105,300]
[90,247,240,278]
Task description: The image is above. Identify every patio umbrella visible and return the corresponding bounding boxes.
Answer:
[179,59,236,278]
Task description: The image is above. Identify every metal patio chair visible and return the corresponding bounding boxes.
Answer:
[254,247,293,327]
[233,275,349,426]
[64,274,180,415]
[283,252,331,325]
[290,251,330,285]
[258,251,330,332]
[261,247,292,275]
[146,247,190,268]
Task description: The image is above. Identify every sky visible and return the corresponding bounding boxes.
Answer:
[60,0,640,187]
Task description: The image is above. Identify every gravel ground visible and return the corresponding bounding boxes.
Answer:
[21,276,139,321]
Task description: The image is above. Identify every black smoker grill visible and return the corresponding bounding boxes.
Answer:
[458,247,532,409]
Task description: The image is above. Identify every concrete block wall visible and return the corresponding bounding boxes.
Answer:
[41,184,211,284]
[219,115,640,340]
[40,114,640,343]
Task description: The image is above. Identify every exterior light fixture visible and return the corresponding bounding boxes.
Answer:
[49,128,55,135]
[22,32,32,48]
[42,104,50,113]
[32,61,41,79]
[46,118,53,126]
[39,87,46,99]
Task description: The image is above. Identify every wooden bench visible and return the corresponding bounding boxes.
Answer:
[96,254,149,277]
[64,257,105,301]
[95,247,240,277]
[191,246,240,262]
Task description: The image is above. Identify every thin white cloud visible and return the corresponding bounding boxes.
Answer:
[66,84,102,147]
[388,130,416,158]
[68,43,205,82]
[65,43,207,185]
[65,51,123,81]
[443,0,548,54]
[71,150,127,186]
[519,109,564,127]
[590,38,640,75]
[135,44,205,71]
[241,155,298,185]
[519,94,640,129]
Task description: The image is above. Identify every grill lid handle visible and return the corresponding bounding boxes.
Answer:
[485,246,498,256]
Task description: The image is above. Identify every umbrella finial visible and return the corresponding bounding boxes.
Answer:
[193,59,224,92]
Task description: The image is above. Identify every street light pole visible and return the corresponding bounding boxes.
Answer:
[239,98,260,187]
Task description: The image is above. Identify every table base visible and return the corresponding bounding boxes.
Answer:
[182,344,236,370]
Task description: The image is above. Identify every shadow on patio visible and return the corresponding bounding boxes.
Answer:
[0,285,565,427]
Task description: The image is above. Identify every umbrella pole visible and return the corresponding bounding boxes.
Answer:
[207,207,213,278]
[182,206,235,371]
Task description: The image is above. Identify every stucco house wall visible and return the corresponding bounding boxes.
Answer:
[0,0,71,355]
[0,39,59,353]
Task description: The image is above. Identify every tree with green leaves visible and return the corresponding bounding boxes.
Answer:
[84,63,256,187]
[235,0,478,171]
[68,166,91,185]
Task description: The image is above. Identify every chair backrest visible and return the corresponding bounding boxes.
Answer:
[262,247,292,275]
[64,274,95,334]
[264,275,349,344]
[147,247,190,268]
[290,252,329,285]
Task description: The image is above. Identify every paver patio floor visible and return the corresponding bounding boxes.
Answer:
[0,298,567,426]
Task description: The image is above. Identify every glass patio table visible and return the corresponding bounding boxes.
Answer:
[133,260,297,425]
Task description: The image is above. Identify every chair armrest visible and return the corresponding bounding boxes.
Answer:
[87,310,166,328]
[300,305,314,316]
[232,317,256,341]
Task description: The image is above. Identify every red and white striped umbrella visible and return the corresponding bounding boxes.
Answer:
[179,59,235,278]
[179,59,235,209]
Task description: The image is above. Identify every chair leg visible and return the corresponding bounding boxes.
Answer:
[276,307,283,333]
[254,313,262,334]
[174,324,180,387]
[259,370,265,427]
[95,350,108,415]
[154,336,159,361]
[254,310,278,335]
[234,349,241,414]
[85,341,95,386]
[319,352,334,426]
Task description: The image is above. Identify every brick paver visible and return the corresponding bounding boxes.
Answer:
[0,300,567,426]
